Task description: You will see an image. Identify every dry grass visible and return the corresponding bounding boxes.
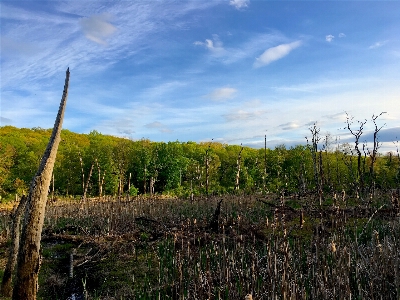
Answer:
[1,194,399,299]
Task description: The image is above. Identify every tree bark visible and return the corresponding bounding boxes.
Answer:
[0,195,28,297]
[12,68,69,300]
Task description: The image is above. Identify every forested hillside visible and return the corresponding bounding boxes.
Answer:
[1,126,399,200]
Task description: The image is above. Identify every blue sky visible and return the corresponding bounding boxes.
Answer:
[1,0,399,153]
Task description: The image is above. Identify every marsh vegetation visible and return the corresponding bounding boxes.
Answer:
[0,192,399,299]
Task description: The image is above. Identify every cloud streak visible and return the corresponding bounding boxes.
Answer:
[279,122,300,130]
[222,109,268,122]
[194,31,287,65]
[206,87,237,101]
[326,34,334,42]
[369,40,388,49]
[194,34,225,55]
[254,40,301,68]
[145,121,172,133]
[0,116,13,125]
[229,0,250,10]
[1,1,220,89]
[80,14,117,45]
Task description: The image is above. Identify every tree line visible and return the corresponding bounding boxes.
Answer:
[1,123,399,200]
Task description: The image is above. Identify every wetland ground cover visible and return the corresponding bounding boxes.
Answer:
[1,193,399,299]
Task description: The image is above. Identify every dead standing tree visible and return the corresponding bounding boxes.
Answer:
[79,153,95,201]
[11,68,70,299]
[306,123,321,192]
[96,158,106,199]
[235,145,244,191]
[205,143,211,197]
[368,112,386,195]
[306,123,323,205]
[345,112,367,197]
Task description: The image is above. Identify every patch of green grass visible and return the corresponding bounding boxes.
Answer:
[288,216,319,242]
[52,217,75,231]
[139,232,150,242]
[322,197,334,206]
[82,243,160,298]
[42,242,75,259]
[285,199,303,209]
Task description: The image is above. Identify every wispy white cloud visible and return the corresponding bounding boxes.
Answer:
[0,3,77,25]
[195,31,286,65]
[369,40,388,49]
[194,34,225,55]
[145,121,164,129]
[79,14,117,45]
[272,77,372,94]
[1,1,220,89]
[222,109,267,122]
[381,114,398,121]
[194,40,212,49]
[304,121,318,127]
[193,39,219,51]
[0,37,41,58]
[254,40,302,68]
[279,122,300,130]
[145,121,172,133]
[206,87,237,100]
[324,112,347,121]
[229,0,250,10]
[338,33,346,38]
[0,116,13,125]
[100,117,135,136]
[326,34,334,42]
[142,81,188,100]
[391,50,400,57]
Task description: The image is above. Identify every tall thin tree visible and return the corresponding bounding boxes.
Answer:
[12,68,70,299]
[235,145,244,191]
[368,112,386,194]
[345,112,367,195]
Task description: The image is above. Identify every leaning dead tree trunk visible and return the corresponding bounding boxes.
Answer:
[12,68,70,300]
[1,195,28,297]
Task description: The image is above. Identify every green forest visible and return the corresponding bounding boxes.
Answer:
[1,124,399,201]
